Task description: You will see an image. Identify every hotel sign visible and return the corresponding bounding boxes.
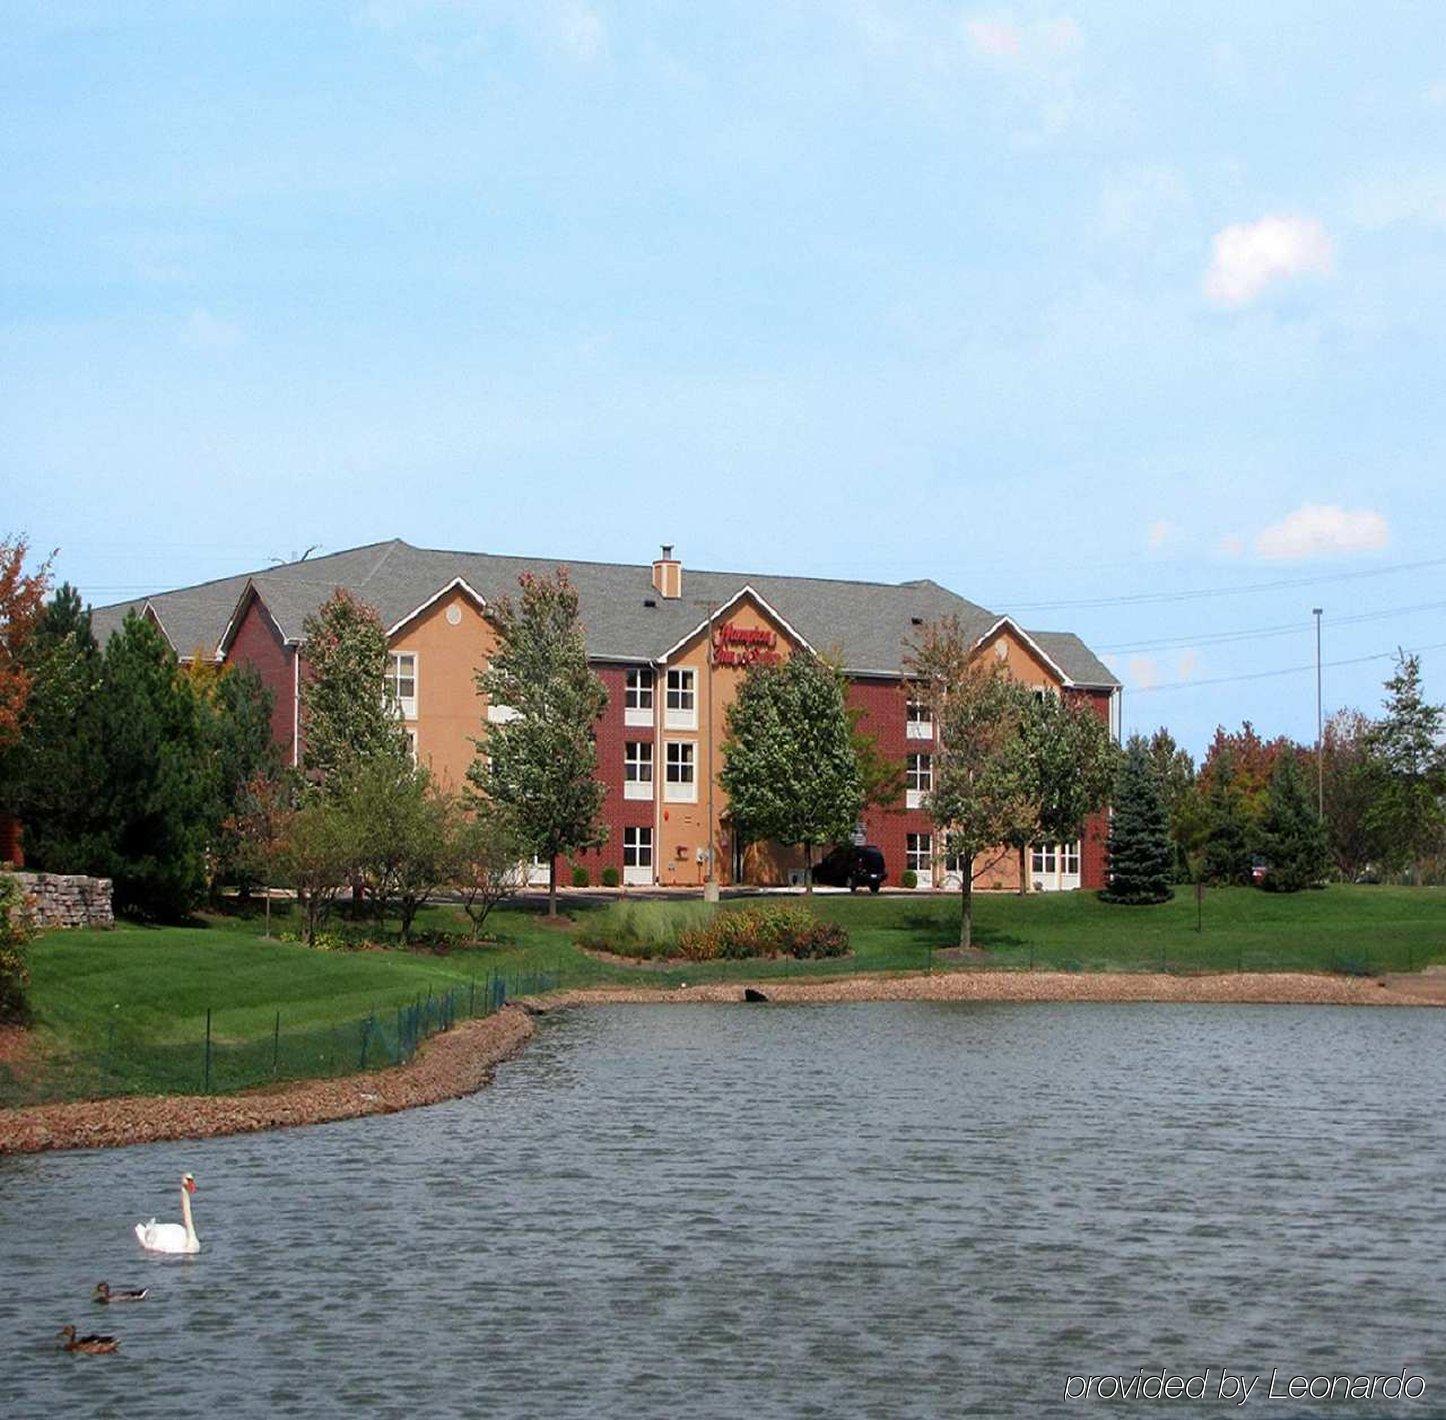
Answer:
[712,623,782,668]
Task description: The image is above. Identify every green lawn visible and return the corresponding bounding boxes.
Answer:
[5,885,1443,1105]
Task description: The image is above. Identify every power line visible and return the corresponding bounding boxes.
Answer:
[1004,556,1446,613]
[1129,639,1446,695]
[1097,597,1446,655]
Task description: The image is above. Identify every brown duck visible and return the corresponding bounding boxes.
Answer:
[94,1282,149,1304]
[58,1325,119,1354]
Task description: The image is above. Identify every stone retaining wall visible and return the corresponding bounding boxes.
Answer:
[8,872,114,930]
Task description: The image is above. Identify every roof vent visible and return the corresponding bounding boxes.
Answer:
[652,544,682,600]
[910,615,924,626]
[643,597,657,608]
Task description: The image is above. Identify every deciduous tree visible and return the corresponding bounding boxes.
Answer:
[720,653,865,892]
[467,570,608,916]
[453,803,527,939]
[300,589,408,790]
[0,537,51,753]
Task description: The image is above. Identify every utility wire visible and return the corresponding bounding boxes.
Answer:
[1130,640,1446,695]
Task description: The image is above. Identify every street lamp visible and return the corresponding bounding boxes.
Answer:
[1313,607,1324,818]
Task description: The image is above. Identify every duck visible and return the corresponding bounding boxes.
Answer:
[57,1325,119,1354]
[93,1282,149,1304]
[134,1172,200,1255]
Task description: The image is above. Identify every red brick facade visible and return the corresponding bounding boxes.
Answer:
[226,591,300,766]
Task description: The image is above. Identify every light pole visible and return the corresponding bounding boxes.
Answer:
[1313,607,1324,818]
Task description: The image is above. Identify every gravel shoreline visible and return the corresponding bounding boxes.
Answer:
[0,1005,534,1156]
[2,970,1439,1154]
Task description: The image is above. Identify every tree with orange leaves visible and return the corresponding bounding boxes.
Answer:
[0,537,52,751]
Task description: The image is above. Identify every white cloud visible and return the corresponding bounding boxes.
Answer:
[182,308,242,351]
[1253,504,1389,561]
[553,3,606,62]
[1203,214,1334,307]
[1351,172,1446,232]
[963,13,1081,61]
[1127,655,1159,690]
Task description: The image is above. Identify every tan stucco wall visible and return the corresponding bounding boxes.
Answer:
[657,597,800,886]
[389,588,497,790]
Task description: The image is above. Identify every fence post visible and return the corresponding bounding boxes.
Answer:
[272,1010,281,1076]
[204,1008,212,1094]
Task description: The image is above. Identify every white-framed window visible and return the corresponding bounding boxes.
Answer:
[905,752,932,810]
[665,667,697,730]
[906,832,932,880]
[623,826,653,885]
[624,741,654,800]
[664,740,697,802]
[1063,841,1080,876]
[389,652,417,720]
[1030,841,1081,889]
[906,700,933,740]
[1032,843,1058,875]
[625,668,654,727]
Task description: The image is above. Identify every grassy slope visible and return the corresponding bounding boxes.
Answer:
[6,886,1443,1103]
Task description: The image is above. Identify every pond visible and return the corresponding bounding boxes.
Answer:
[2,1002,1443,1417]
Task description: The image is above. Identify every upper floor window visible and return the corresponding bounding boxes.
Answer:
[665,668,697,730]
[664,740,697,802]
[905,752,932,809]
[624,741,654,800]
[625,668,654,726]
[389,652,417,720]
[906,700,933,740]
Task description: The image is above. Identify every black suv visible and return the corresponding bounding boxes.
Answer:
[812,844,887,893]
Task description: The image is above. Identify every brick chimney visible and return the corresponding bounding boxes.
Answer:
[652,544,682,599]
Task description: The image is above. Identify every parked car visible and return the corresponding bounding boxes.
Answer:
[1251,856,1269,886]
[812,844,887,892]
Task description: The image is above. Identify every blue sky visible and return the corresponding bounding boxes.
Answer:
[5,1,1445,756]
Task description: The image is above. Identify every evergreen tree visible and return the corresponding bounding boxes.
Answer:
[81,614,215,917]
[467,570,608,916]
[0,583,101,861]
[300,589,408,790]
[1201,752,1255,885]
[1257,752,1330,892]
[1101,736,1174,905]
[1367,652,1445,876]
[205,665,281,891]
[720,653,865,893]
[1147,727,1204,881]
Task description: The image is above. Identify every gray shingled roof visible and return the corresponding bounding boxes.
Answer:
[89,539,1120,687]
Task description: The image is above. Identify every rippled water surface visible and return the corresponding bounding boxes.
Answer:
[3,1003,1444,1418]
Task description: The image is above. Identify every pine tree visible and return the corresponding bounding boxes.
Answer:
[467,570,608,916]
[720,653,865,892]
[300,589,408,790]
[83,614,216,917]
[1201,752,1255,885]
[1257,752,1330,892]
[1367,652,1445,876]
[1101,736,1174,905]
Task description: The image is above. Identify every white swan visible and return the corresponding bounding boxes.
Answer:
[134,1173,200,1255]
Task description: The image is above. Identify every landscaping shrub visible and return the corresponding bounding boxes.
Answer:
[0,871,35,1022]
[571,864,590,888]
[600,866,620,888]
[677,905,849,962]
[577,900,716,958]
[901,869,918,889]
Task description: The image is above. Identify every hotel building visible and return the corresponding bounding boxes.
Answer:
[91,540,1121,892]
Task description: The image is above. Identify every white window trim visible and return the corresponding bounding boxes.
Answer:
[623,826,654,885]
[390,651,418,721]
[905,700,933,741]
[624,741,654,801]
[663,740,697,803]
[1030,840,1082,891]
[905,753,932,811]
[664,668,698,731]
[625,668,655,727]
[906,832,933,886]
